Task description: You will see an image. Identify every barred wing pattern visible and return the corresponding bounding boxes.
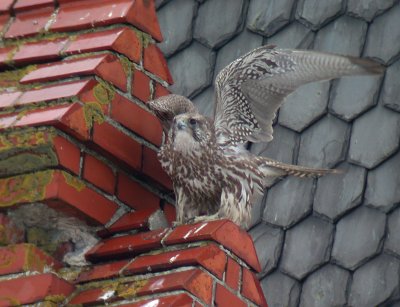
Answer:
[214,45,384,148]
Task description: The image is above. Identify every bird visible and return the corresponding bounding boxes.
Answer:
[148,45,384,229]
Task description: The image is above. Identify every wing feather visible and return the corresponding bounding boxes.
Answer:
[214,45,385,148]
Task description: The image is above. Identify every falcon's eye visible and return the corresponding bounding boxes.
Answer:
[189,118,197,125]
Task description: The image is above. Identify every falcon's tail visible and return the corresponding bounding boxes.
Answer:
[256,157,341,187]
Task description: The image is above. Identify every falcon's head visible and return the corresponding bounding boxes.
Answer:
[148,94,197,133]
[171,113,215,154]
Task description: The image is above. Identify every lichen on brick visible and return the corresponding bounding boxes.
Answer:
[83,101,105,129]
[117,279,147,299]
[0,128,58,177]
[62,172,85,192]
[93,80,115,105]
[0,170,54,207]
[0,65,37,88]
[118,55,132,78]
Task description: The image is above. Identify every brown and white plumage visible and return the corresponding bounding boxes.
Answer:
[148,45,384,228]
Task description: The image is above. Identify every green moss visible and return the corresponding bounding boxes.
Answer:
[133,28,152,49]
[83,102,105,129]
[62,172,85,192]
[0,65,37,88]
[118,55,132,78]
[0,170,54,207]
[93,80,115,105]
[117,280,147,299]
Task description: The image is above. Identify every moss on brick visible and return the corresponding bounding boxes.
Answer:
[93,80,115,105]
[83,102,105,129]
[117,279,147,299]
[62,172,85,192]
[0,170,54,207]
[0,65,37,88]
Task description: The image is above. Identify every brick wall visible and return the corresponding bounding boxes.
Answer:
[0,0,267,306]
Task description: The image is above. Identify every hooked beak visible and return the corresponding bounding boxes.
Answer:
[176,118,187,130]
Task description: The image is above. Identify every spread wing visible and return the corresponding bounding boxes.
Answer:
[214,45,385,148]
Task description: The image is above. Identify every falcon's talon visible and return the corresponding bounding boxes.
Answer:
[188,214,220,224]
[148,45,385,229]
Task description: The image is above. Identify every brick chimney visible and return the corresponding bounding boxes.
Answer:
[0,0,268,306]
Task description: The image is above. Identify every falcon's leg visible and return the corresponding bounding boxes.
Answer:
[174,186,202,224]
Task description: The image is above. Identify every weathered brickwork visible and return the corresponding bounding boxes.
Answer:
[0,1,267,306]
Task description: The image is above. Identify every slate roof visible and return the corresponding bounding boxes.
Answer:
[156,0,400,306]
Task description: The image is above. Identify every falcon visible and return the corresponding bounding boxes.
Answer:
[148,45,384,228]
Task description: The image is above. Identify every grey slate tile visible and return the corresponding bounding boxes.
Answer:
[168,42,215,97]
[365,151,400,212]
[314,162,366,221]
[313,15,367,56]
[331,206,386,270]
[250,223,284,275]
[349,254,400,307]
[246,0,296,37]
[261,271,301,307]
[299,264,350,307]
[298,115,349,168]
[329,75,382,121]
[263,177,314,228]
[382,59,400,112]
[250,124,299,164]
[296,0,344,30]
[386,207,400,256]
[192,86,214,117]
[267,21,315,49]
[155,0,170,9]
[213,30,263,79]
[279,82,330,132]
[157,0,198,57]
[348,105,400,169]
[364,4,400,64]
[193,0,246,48]
[347,0,397,22]
[280,216,334,279]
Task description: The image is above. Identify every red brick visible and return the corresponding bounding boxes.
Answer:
[154,82,171,99]
[1,104,91,141]
[12,38,69,65]
[53,135,81,175]
[0,0,13,12]
[5,6,54,38]
[225,257,241,291]
[101,208,157,236]
[215,284,247,307]
[0,46,15,67]
[21,54,128,92]
[164,220,262,272]
[0,14,10,35]
[0,91,22,109]
[117,172,160,211]
[0,170,118,226]
[163,203,176,226]
[142,146,173,189]
[68,287,114,306]
[124,243,226,279]
[137,269,213,305]
[144,44,173,84]
[132,69,151,102]
[0,214,25,245]
[242,268,268,307]
[16,79,93,106]
[64,27,142,64]
[13,0,54,11]
[125,0,163,42]
[0,243,62,276]
[92,122,142,171]
[0,273,74,306]
[86,228,169,262]
[118,294,193,307]
[111,94,162,146]
[49,170,119,226]
[83,153,115,194]
[76,260,128,283]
